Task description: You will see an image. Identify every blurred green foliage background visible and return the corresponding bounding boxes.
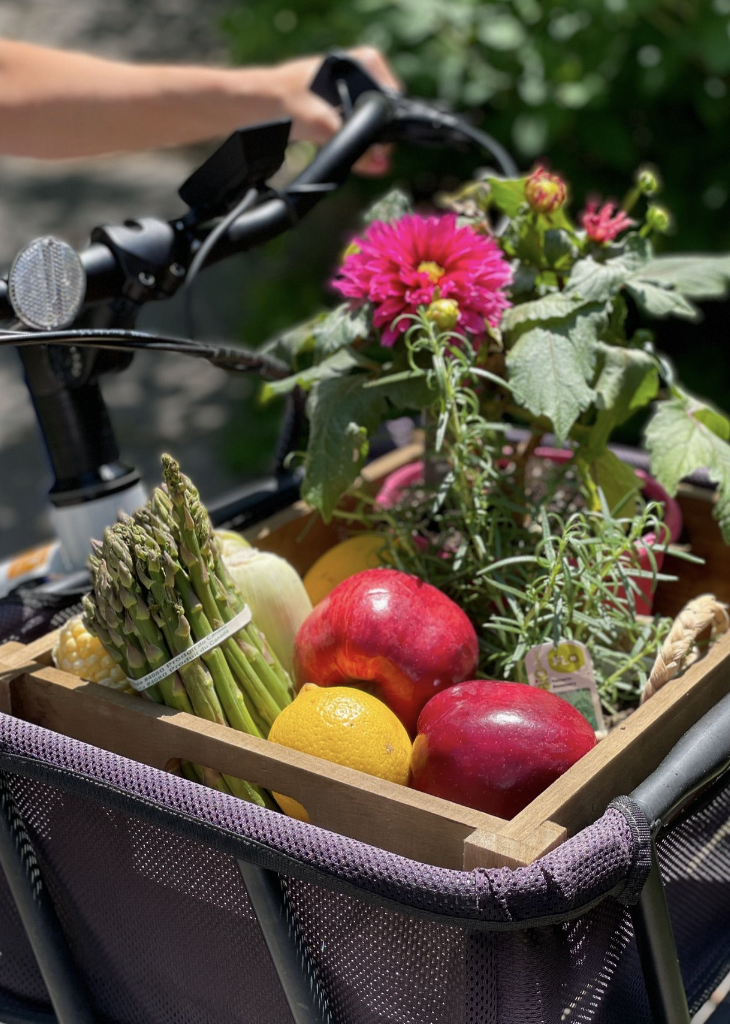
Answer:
[221,0,730,467]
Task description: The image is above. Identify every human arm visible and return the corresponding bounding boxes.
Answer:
[0,41,398,171]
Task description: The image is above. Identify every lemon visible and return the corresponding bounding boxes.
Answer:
[268,683,412,821]
[303,533,388,606]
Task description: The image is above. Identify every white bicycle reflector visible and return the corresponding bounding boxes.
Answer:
[8,236,86,330]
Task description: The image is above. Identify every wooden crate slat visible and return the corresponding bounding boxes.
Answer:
[9,664,512,870]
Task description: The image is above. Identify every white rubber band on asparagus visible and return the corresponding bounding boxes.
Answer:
[127,604,252,692]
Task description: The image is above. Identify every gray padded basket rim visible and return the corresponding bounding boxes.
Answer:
[0,740,643,933]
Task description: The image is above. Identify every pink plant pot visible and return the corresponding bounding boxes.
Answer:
[374,449,683,616]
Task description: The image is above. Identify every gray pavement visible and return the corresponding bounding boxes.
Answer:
[0,0,266,559]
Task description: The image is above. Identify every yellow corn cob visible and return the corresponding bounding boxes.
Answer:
[52,616,131,691]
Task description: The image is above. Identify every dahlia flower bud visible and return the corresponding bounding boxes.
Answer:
[427,298,460,331]
[646,204,670,233]
[525,166,567,214]
[637,168,660,196]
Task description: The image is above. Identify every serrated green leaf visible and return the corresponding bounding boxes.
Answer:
[486,176,527,217]
[639,255,730,300]
[302,375,387,521]
[363,188,413,225]
[568,257,630,303]
[311,303,372,357]
[262,348,363,399]
[645,392,730,540]
[501,292,591,336]
[568,236,652,303]
[624,280,699,320]
[507,327,595,443]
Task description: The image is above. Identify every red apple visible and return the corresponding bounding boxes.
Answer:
[411,680,596,818]
[293,568,479,735]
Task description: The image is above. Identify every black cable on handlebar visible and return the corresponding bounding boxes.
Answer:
[183,186,258,339]
[0,327,291,378]
[449,118,519,179]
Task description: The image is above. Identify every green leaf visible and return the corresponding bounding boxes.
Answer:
[507,328,595,443]
[486,176,527,217]
[639,255,730,300]
[568,257,629,303]
[501,293,593,336]
[645,391,730,541]
[311,303,372,357]
[593,344,659,425]
[624,280,699,320]
[261,314,320,365]
[567,236,651,303]
[587,449,641,519]
[364,369,436,412]
[507,304,606,442]
[261,348,364,399]
[302,375,387,521]
[693,403,730,441]
[579,345,659,474]
[543,229,578,269]
[363,188,412,225]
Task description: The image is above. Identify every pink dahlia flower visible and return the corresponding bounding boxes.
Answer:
[332,213,513,347]
[581,199,635,244]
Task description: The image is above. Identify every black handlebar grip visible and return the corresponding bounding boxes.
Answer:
[309,51,394,109]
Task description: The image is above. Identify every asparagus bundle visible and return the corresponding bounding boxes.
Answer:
[83,455,295,808]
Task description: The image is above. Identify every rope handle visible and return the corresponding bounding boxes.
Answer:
[642,594,730,704]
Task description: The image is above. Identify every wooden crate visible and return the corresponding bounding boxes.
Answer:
[2,444,729,872]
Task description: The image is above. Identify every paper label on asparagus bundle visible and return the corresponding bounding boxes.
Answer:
[524,639,605,733]
[128,604,252,692]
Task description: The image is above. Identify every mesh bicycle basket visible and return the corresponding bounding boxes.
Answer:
[0,711,729,1024]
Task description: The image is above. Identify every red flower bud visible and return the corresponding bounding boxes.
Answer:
[525,166,567,214]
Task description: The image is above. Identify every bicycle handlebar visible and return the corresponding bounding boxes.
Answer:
[0,59,516,569]
[0,91,396,321]
[0,81,512,322]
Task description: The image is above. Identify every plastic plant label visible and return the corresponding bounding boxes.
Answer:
[524,639,605,733]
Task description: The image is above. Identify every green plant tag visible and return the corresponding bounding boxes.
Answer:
[524,640,605,733]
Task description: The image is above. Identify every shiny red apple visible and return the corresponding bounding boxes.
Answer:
[293,568,479,735]
[410,680,596,818]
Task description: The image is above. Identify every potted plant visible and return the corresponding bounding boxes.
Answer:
[262,166,730,719]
